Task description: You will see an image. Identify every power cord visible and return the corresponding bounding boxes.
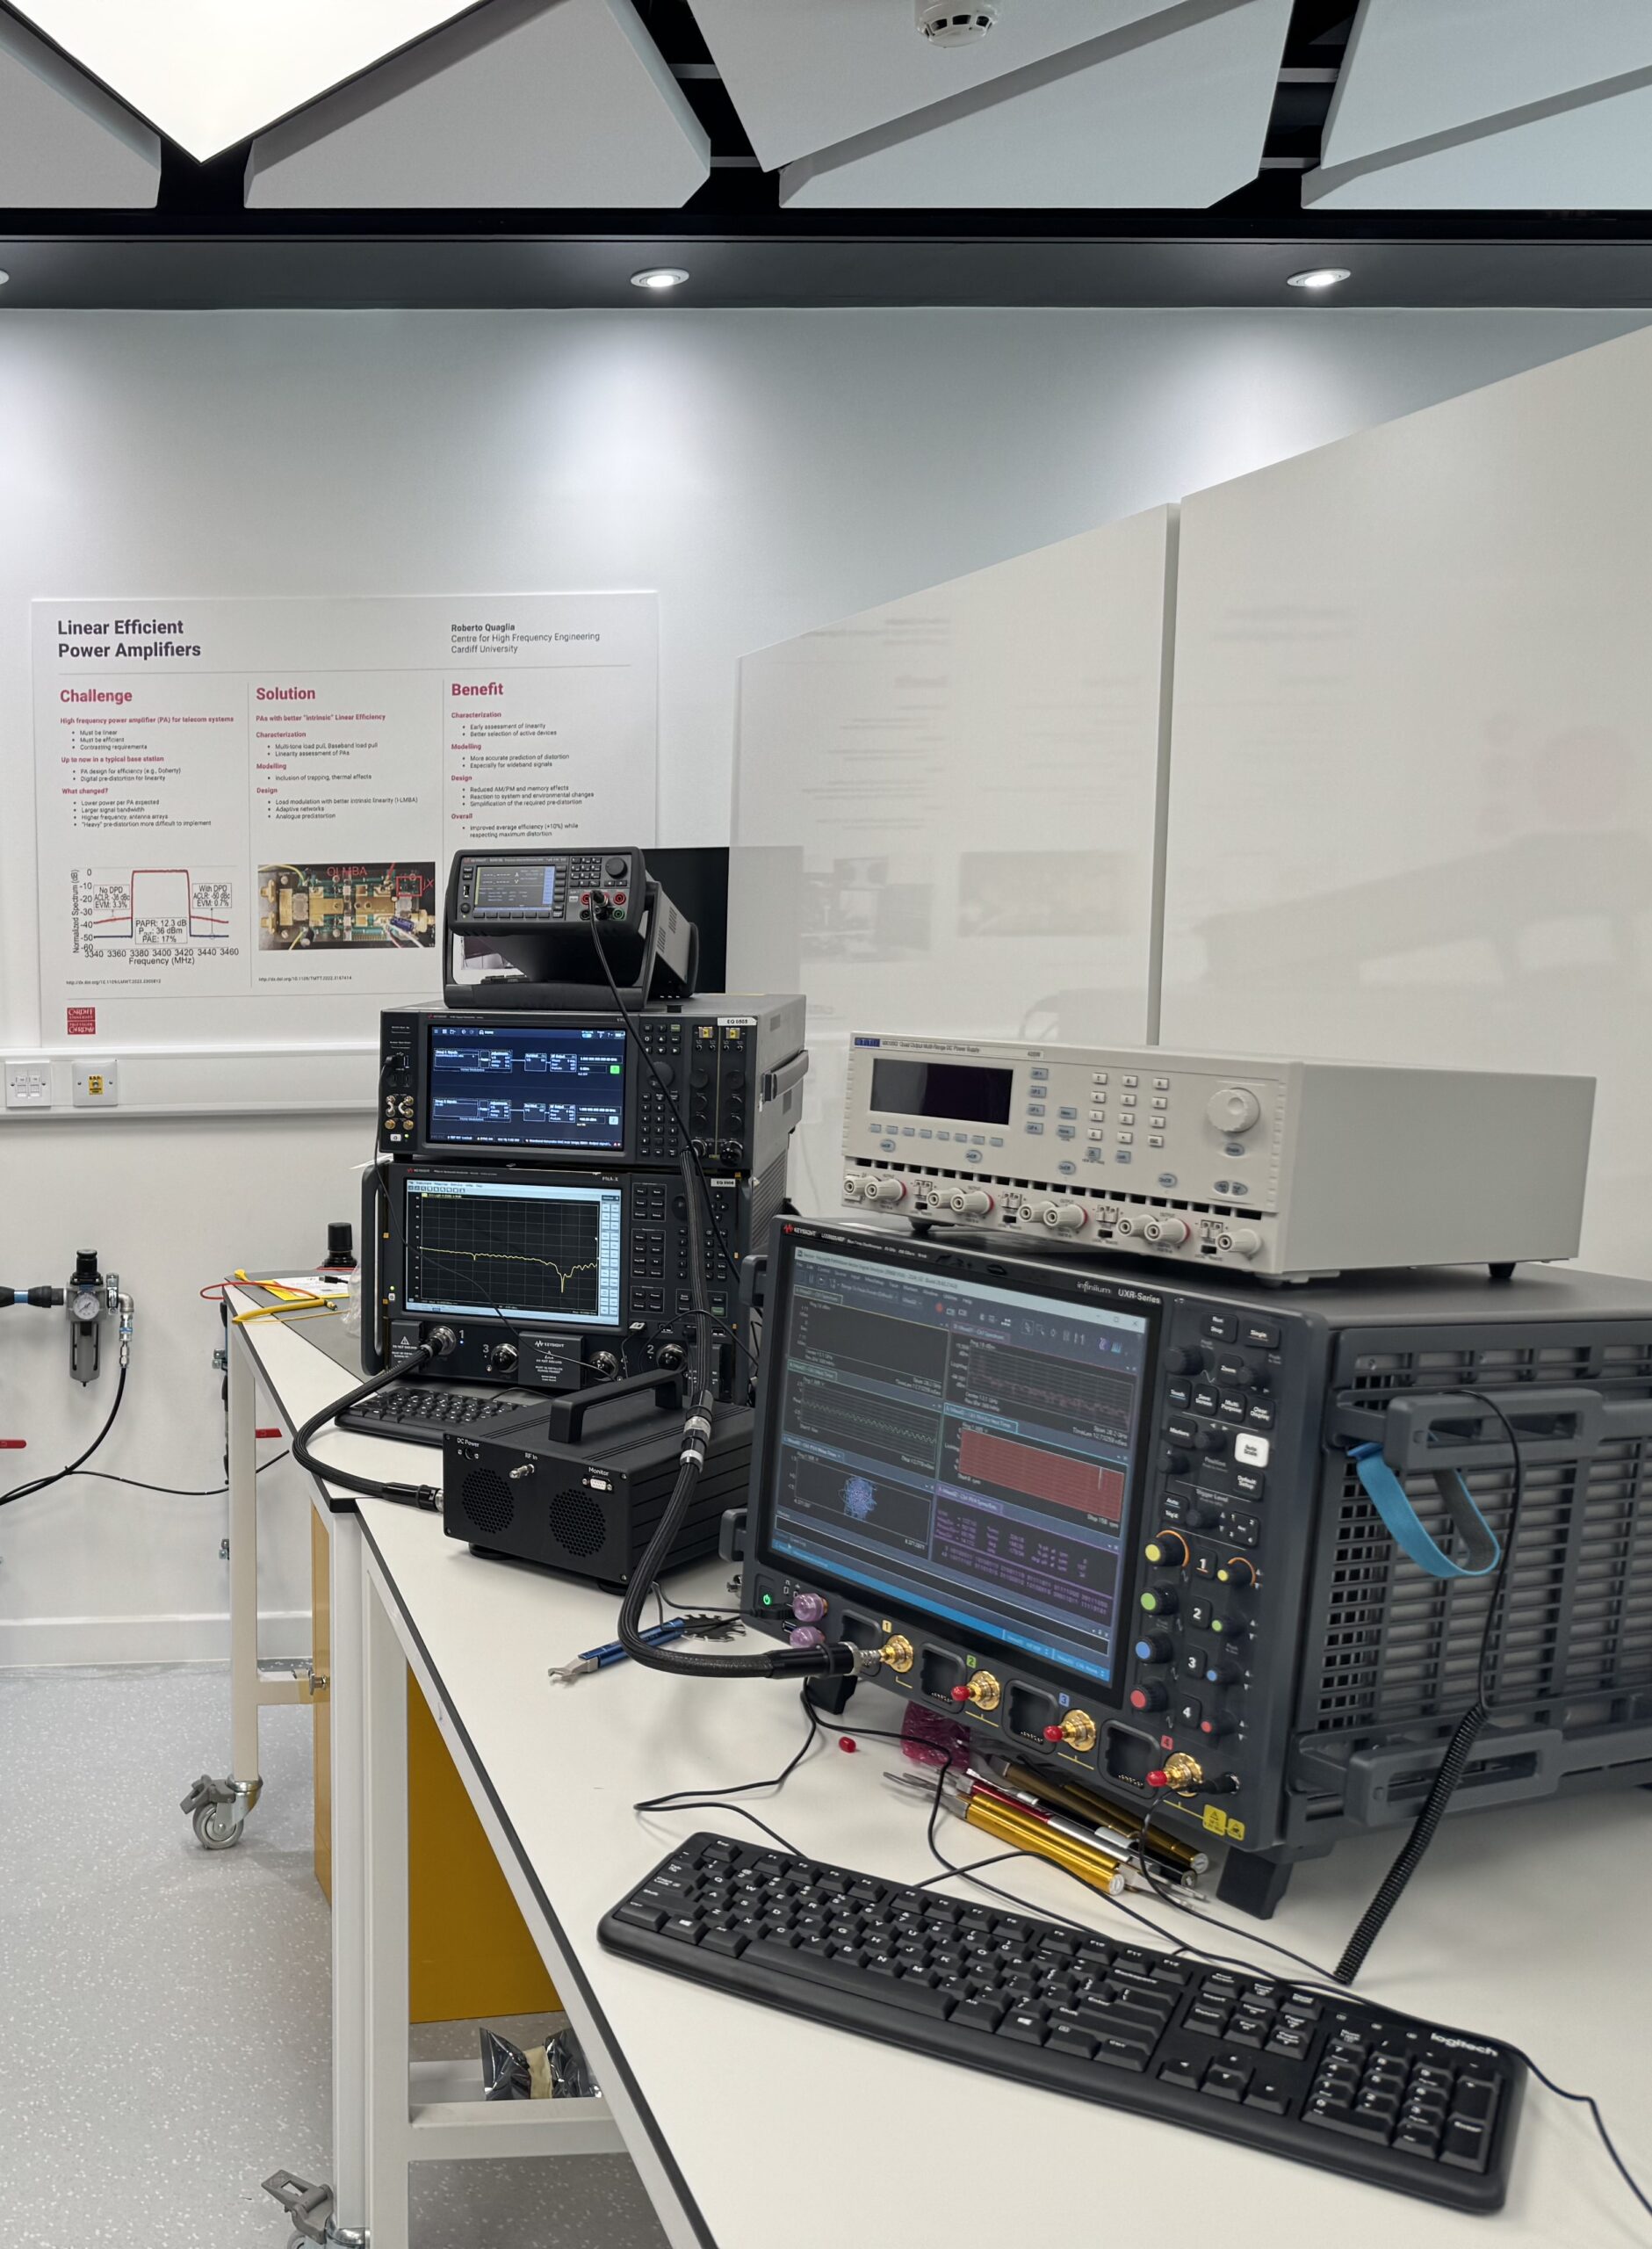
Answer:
[0,1359,129,1509]
[1332,1386,1530,1985]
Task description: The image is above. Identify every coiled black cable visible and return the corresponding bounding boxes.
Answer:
[1332,1387,1528,1984]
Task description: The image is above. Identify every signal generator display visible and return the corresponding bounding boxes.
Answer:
[401,1175,624,1329]
[766,1245,1153,1687]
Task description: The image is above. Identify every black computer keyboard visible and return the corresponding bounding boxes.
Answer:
[336,1382,523,1446]
[599,1834,1525,2212]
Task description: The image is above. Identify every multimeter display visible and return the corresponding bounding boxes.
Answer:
[473,862,559,912]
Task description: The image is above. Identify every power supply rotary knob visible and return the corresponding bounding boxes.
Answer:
[1042,1201,1087,1234]
[1142,1215,1189,1247]
[947,1187,995,1218]
[1207,1086,1262,1136]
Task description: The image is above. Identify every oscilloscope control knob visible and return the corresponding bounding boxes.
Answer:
[1204,1658,1244,1687]
[484,1341,518,1373]
[1143,1529,1190,1568]
[1207,1086,1262,1136]
[1042,1201,1086,1234]
[1165,1346,1202,1377]
[1142,1215,1189,1247]
[1139,1585,1179,1616]
[1216,1557,1258,1590]
[1128,1683,1168,1714]
[1134,1633,1174,1665]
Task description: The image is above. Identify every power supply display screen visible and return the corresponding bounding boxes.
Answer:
[402,1175,624,1328]
[766,1245,1152,1687]
[426,1023,627,1151]
[869,1058,1013,1126]
[472,861,559,911]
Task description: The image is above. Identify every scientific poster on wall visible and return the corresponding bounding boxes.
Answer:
[32,594,658,1048]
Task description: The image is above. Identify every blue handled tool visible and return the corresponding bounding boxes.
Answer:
[548,1614,739,1683]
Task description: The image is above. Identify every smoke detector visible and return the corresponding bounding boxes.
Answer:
[917,4,1000,45]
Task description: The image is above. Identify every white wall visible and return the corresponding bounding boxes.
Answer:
[1,306,1641,1662]
[1160,321,1652,1277]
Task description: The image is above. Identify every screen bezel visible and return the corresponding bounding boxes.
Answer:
[393,1162,630,1333]
[422,1016,630,1157]
[411,1013,638,1163]
[750,1219,1164,1710]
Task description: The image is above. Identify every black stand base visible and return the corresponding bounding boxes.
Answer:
[804,1674,860,1718]
[1216,1845,1297,1920]
[1489,1262,1516,1282]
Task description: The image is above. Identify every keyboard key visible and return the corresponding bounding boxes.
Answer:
[1158,2057,1201,2090]
[951,1998,1005,2033]
[661,1915,703,1944]
[1440,2119,1491,2173]
[1201,2065,1251,2102]
[1244,2078,1293,2115]
[698,1928,747,1958]
[1452,2077,1499,2122]
[1048,2022,1097,2060]
[615,1904,666,1933]
[1394,2123,1440,2159]
[999,2010,1050,2045]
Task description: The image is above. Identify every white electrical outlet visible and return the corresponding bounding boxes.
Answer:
[4,1059,53,1110]
[71,1060,119,1110]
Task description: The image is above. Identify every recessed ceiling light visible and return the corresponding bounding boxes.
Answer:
[631,267,689,292]
[1286,267,1352,291]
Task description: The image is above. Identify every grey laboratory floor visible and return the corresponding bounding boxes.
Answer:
[0,1665,667,2249]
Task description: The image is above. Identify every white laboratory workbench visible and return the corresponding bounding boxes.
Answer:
[215,1293,1651,2249]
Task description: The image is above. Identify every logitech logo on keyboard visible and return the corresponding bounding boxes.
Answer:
[1427,2035,1498,2056]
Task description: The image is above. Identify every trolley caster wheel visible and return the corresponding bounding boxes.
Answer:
[192,1799,245,1851]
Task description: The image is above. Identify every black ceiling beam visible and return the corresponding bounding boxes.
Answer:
[5,210,1652,309]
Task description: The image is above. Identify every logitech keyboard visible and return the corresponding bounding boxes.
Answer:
[599,1833,1524,2211]
[336,1381,523,1447]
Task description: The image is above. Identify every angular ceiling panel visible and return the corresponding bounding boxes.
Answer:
[1306,0,1652,209]
[8,0,486,158]
[0,10,160,206]
[687,0,1190,170]
[1320,0,1652,170]
[782,0,1291,212]
[247,0,708,208]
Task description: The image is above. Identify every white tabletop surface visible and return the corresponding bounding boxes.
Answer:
[239,1299,1652,2249]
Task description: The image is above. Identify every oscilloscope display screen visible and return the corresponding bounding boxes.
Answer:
[402,1176,624,1328]
[763,1243,1154,1689]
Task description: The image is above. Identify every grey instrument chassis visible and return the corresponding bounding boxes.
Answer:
[841,1036,1593,1278]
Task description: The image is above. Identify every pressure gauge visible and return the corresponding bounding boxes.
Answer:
[70,1288,102,1323]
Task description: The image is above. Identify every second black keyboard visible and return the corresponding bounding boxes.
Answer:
[336,1381,523,1446]
[599,1833,1525,2212]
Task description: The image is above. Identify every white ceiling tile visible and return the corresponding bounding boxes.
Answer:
[1308,71,1652,210]
[9,0,486,158]
[247,0,707,208]
[688,0,1191,169]
[0,10,159,206]
[1321,0,1652,171]
[782,0,1291,211]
